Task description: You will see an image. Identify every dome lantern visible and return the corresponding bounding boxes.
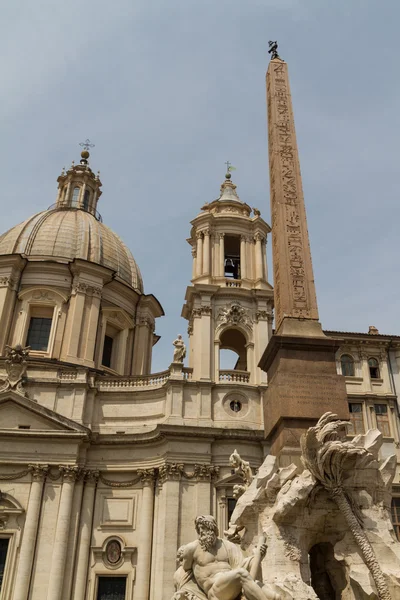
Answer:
[55,142,102,220]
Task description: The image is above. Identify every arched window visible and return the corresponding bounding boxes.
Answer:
[340,354,355,377]
[71,186,80,207]
[83,189,90,211]
[368,357,380,379]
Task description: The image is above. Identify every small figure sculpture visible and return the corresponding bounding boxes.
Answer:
[173,335,186,363]
[268,41,280,60]
[252,207,261,217]
[0,344,30,397]
[172,515,279,600]
[229,449,253,486]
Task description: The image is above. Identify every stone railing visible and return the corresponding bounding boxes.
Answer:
[225,279,242,288]
[97,370,170,390]
[219,370,250,383]
[97,366,194,391]
[183,368,193,380]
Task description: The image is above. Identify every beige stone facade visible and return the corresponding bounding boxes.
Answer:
[0,69,399,600]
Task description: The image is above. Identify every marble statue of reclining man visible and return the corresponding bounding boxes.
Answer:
[172,515,280,600]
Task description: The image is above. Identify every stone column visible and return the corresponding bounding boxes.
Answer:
[13,464,48,600]
[151,466,182,600]
[240,235,247,280]
[195,232,203,277]
[214,340,220,383]
[63,282,86,361]
[254,234,264,280]
[46,466,79,600]
[72,470,99,600]
[83,288,102,365]
[191,247,197,280]
[203,229,210,275]
[213,235,220,276]
[62,474,85,600]
[219,233,225,277]
[135,470,156,600]
[262,239,268,281]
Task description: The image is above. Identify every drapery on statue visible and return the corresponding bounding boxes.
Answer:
[172,515,280,600]
[301,412,392,600]
[0,344,30,397]
[173,335,186,363]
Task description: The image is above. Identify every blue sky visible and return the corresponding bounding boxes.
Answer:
[1,0,399,372]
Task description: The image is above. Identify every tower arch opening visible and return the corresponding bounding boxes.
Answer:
[219,328,247,371]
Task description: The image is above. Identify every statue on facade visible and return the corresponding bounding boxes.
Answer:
[0,344,30,397]
[172,515,280,600]
[173,335,186,363]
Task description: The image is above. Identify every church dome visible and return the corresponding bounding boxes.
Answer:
[0,149,143,292]
[0,207,143,291]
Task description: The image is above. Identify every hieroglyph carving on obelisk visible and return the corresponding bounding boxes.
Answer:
[267,58,319,332]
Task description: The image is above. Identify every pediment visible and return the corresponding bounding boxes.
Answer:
[0,391,90,436]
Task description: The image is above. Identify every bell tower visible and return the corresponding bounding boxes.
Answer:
[181,171,274,385]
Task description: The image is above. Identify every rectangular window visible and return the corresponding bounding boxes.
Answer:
[97,577,126,600]
[26,317,52,351]
[374,404,391,437]
[0,538,10,593]
[102,335,114,368]
[348,403,364,435]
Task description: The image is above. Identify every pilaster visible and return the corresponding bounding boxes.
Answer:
[46,466,79,600]
[13,464,48,600]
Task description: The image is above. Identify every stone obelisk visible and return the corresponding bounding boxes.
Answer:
[259,45,349,460]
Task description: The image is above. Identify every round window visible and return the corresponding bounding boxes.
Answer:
[230,400,242,413]
[106,540,122,564]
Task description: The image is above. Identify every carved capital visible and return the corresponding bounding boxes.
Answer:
[196,231,203,240]
[84,469,100,484]
[136,315,155,332]
[29,463,49,481]
[203,228,211,237]
[158,463,184,486]
[255,310,269,322]
[72,282,102,298]
[219,233,225,240]
[254,232,264,243]
[0,276,18,291]
[137,468,156,485]
[192,464,220,481]
[59,465,80,482]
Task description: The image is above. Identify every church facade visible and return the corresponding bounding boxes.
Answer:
[0,55,399,600]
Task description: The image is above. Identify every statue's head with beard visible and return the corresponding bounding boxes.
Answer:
[195,515,219,551]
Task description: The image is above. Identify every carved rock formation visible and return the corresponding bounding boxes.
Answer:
[226,415,400,599]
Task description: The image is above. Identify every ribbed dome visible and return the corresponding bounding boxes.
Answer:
[0,207,143,292]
